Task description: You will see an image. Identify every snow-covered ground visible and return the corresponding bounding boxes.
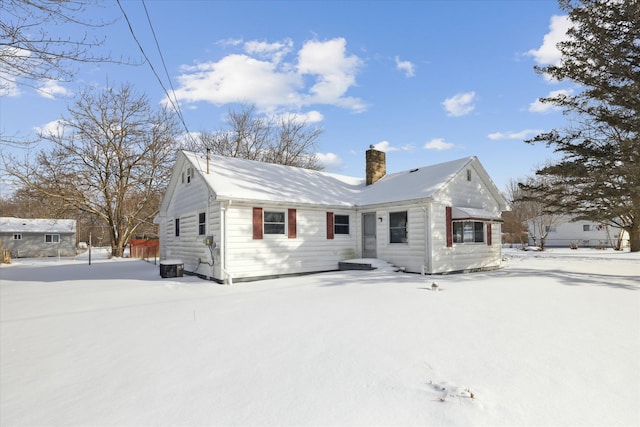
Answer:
[1,247,638,426]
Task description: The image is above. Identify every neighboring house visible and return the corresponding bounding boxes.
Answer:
[0,217,77,258]
[528,216,629,249]
[155,148,509,282]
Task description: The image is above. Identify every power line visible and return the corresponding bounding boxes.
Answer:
[116,0,195,145]
[141,0,186,127]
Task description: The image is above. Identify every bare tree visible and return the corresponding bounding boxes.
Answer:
[516,176,563,250]
[4,83,180,257]
[0,0,118,92]
[502,179,529,248]
[184,104,324,170]
[263,113,323,170]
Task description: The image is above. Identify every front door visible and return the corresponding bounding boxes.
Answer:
[362,213,377,258]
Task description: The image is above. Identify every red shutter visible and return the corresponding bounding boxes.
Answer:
[487,223,492,246]
[288,209,297,239]
[326,212,334,240]
[446,206,453,247]
[253,207,263,240]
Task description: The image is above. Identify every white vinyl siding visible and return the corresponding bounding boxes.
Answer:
[224,204,356,280]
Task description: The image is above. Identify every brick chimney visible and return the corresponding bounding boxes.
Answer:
[366,145,386,185]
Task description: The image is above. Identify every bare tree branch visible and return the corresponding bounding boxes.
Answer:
[3,83,181,256]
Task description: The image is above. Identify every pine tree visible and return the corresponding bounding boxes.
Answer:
[527,0,640,251]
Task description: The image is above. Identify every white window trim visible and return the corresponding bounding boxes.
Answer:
[44,234,60,243]
[389,211,409,244]
[452,220,485,244]
[334,214,351,236]
[263,210,287,236]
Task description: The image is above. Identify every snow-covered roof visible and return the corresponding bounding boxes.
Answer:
[356,157,473,205]
[181,151,477,207]
[183,151,363,207]
[0,217,76,233]
[452,207,503,221]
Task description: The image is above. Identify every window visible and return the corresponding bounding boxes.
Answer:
[544,226,557,233]
[389,211,408,243]
[264,211,285,235]
[182,168,193,184]
[198,212,206,235]
[452,221,484,243]
[334,215,350,235]
[175,218,180,237]
[466,169,472,181]
[44,234,60,243]
[13,233,22,240]
[583,224,591,232]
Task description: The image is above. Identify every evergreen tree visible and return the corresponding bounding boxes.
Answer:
[527,0,640,251]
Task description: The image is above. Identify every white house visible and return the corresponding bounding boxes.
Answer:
[155,148,509,282]
[0,217,77,258]
[528,216,629,249]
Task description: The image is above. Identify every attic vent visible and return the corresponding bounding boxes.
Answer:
[410,168,419,173]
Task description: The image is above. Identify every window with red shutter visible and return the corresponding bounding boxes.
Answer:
[445,206,453,247]
[253,207,263,240]
[288,209,297,239]
[326,212,334,239]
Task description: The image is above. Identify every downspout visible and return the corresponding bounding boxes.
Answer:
[421,204,431,275]
[220,200,233,285]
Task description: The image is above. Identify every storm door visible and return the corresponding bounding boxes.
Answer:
[362,212,377,258]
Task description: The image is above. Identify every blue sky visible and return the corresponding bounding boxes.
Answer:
[1,0,575,197]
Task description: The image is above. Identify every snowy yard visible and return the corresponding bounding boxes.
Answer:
[1,248,638,426]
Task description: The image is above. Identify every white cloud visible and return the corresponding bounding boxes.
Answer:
[37,80,71,99]
[35,119,67,137]
[395,56,415,77]
[528,88,573,113]
[173,54,301,110]
[316,152,342,170]
[244,39,293,63]
[424,138,454,151]
[0,79,20,97]
[171,38,365,114]
[216,38,243,47]
[488,129,543,140]
[371,141,415,152]
[271,110,324,124]
[442,91,476,117]
[297,38,365,111]
[527,15,571,66]
[372,141,394,152]
[0,47,30,97]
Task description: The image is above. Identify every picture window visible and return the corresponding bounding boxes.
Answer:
[452,221,484,243]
